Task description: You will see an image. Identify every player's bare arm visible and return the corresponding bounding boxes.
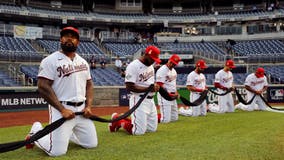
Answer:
[153,83,160,92]
[37,77,75,119]
[245,85,260,95]
[83,79,94,118]
[157,82,178,98]
[260,86,268,94]
[214,82,228,90]
[169,91,179,99]
[187,85,204,92]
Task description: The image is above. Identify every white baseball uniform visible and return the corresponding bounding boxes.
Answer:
[208,103,220,113]
[156,64,178,123]
[186,71,207,117]
[178,106,193,116]
[125,59,157,135]
[214,69,235,113]
[243,73,268,111]
[36,51,97,156]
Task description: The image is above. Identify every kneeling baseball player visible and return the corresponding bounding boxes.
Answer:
[109,45,161,135]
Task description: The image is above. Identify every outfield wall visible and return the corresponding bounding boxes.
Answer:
[0,85,283,112]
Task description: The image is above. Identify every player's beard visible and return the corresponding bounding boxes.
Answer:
[144,58,154,66]
[197,68,204,74]
[61,42,77,53]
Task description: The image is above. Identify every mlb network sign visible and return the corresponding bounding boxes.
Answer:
[0,91,48,111]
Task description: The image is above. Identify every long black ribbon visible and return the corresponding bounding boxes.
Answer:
[234,89,256,105]
[235,90,284,111]
[0,114,72,153]
[208,88,232,96]
[158,87,176,101]
[259,94,284,111]
[180,90,208,107]
[0,84,154,153]
[89,84,154,122]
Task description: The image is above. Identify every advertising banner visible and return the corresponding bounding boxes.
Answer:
[119,88,130,106]
[0,91,48,112]
[267,87,284,103]
[14,25,43,39]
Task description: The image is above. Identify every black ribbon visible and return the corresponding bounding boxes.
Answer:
[208,88,232,96]
[158,87,176,101]
[234,89,256,105]
[259,94,284,111]
[0,114,72,153]
[180,90,208,107]
[89,84,154,122]
[0,84,154,153]
[235,89,284,111]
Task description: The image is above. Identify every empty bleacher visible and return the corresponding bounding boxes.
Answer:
[37,39,105,56]
[158,42,226,56]
[264,65,284,84]
[19,65,39,85]
[0,36,43,61]
[103,42,149,56]
[0,69,20,86]
[231,39,284,63]
[1,4,284,24]
[91,68,124,86]
[0,3,284,86]
[103,42,226,57]
[233,39,284,56]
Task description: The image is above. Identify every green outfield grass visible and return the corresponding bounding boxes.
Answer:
[0,110,284,160]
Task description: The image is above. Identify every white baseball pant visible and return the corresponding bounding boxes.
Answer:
[34,104,97,156]
[190,92,207,116]
[218,92,235,113]
[157,93,178,123]
[129,94,157,135]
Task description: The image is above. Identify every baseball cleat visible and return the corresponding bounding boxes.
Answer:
[108,113,121,132]
[25,122,43,149]
[30,122,43,134]
[25,134,34,149]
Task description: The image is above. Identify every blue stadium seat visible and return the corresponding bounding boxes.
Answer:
[0,70,20,86]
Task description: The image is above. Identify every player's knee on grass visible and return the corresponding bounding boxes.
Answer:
[171,117,178,122]
[161,119,170,123]
[82,141,98,149]
[48,148,68,157]
[160,116,170,123]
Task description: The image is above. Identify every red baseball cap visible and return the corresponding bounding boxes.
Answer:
[60,26,79,39]
[255,67,265,78]
[145,45,161,64]
[196,59,207,69]
[169,54,181,65]
[225,59,236,68]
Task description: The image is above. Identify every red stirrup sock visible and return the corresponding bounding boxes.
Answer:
[157,113,161,123]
